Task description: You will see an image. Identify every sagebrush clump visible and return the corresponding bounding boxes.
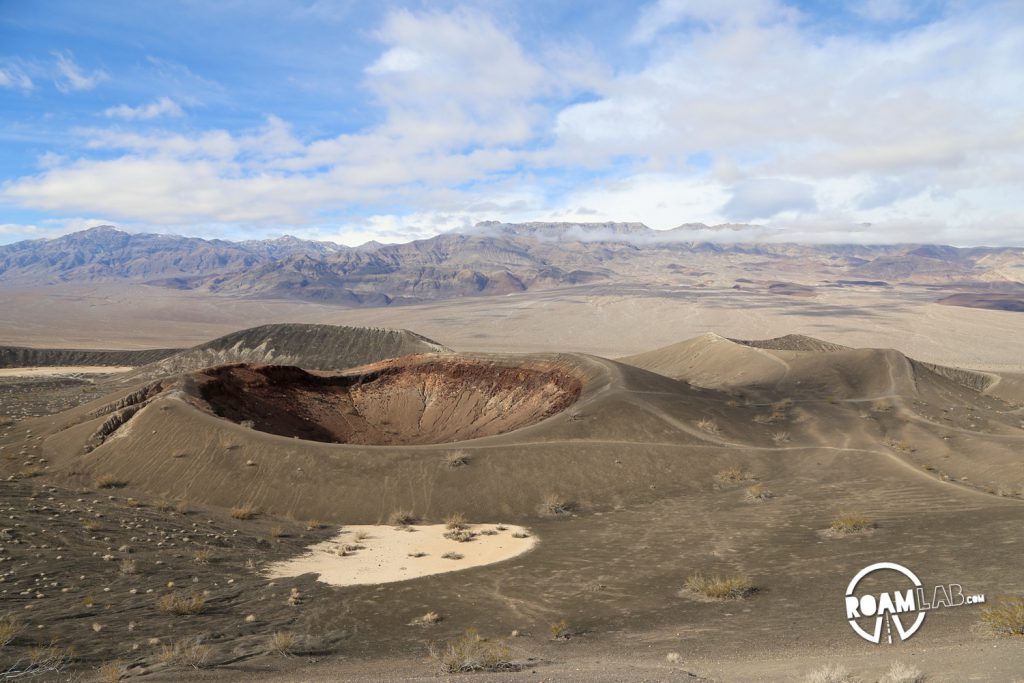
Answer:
[682,573,754,600]
[429,628,516,673]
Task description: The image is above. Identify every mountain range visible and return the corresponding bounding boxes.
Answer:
[1,223,1021,307]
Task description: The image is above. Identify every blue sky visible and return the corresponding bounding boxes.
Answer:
[1,0,1022,246]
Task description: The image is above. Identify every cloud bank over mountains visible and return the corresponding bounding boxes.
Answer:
[0,1,1022,246]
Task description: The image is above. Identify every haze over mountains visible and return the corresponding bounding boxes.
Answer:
[1,223,1022,309]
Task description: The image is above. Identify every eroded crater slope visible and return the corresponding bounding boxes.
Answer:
[191,357,583,445]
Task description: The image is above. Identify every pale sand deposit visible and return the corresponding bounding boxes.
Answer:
[0,366,135,377]
[266,523,536,587]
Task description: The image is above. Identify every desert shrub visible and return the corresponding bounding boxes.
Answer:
[388,509,417,526]
[429,628,515,673]
[714,467,754,483]
[157,591,206,615]
[539,493,573,516]
[443,529,476,543]
[193,549,211,565]
[879,661,926,683]
[95,474,128,489]
[230,505,257,520]
[444,512,467,529]
[802,664,853,683]
[175,500,189,515]
[772,431,790,444]
[511,531,530,539]
[441,551,463,560]
[885,438,914,453]
[266,631,296,657]
[269,526,285,539]
[156,637,213,669]
[97,659,124,682]
[829,513,874,535]
[980,596,1024,636]
[119,558,137,575]
[445,451,469,468]
[410,611,442,626]
[9,644,75,678]
[744,483,773,502]
[696,417,720,434]
[666,652,681,663]
[82,519,102,531]
[305,519,321,531]
[549,619,575,640]
[0,615,20,646]
[683,573,754,600]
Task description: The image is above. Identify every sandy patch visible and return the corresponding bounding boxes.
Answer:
[265,523,536,586]
[0,366,135,377]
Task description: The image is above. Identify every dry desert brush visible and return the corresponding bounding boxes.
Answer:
[230,504,258,520]
[266,631,297,657]
[980,596,1024,636]
[879,661,926,683]
[0,615,20,646]
[538,493,573,516]
[388,509,417,526]
[429,628,517,673]
[829,513,874,535]
[155,637,214,669]
[444,450,470,468]
[744,483,773,502]
[95,474,128,489]
[157,590,207,616]
[714,466,754,483]
[801,664,853,683]
[682,573,754,600]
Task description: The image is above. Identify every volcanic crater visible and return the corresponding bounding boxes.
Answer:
[191,356,584,445]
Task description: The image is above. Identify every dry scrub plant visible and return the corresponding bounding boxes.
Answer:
[155,637,213,669]
[683,573,754,600]
[829,513,874,535]
[744,483,773,502]
[157,591,206,615]
[445,451,469,468]
[802,664,853,683]
[429,628,516,673]
[230,505,258,520]
[696,417,720,434]
[879,661,926,683]
[266,631,296,657]
[388,509,417,526]
[539,493,573,516]
[714,466,754,483]
[980,596,1024,636]
[95,474,128,489]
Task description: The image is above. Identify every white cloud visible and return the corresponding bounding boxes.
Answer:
[0,65,33,91]
[723,178,818,221]
[52,51,109,92]
[104,97,184,120]
[1,4,1023,246]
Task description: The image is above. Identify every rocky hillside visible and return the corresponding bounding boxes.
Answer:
[1,223,1021,306]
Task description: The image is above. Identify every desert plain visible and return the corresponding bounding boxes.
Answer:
[0,229,1022,683]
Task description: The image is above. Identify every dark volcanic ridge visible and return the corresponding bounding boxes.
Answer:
[146,323,449,377]
[191,357,584,445]
[0,345,179,368]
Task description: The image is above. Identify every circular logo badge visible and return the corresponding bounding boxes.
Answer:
[845,562,926,644]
